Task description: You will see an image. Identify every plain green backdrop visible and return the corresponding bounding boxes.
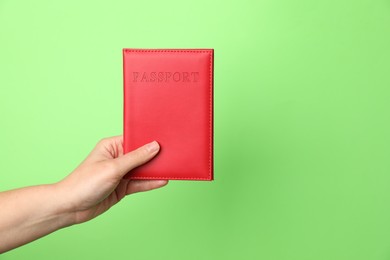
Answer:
[1,0,390,259]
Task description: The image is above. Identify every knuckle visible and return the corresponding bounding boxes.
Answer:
[96,137,113,150]
[97,137,109,146]
[132,147,151,163]
[135,146,149,158]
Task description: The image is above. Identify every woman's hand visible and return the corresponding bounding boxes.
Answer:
[58,135,168,224]
[0,136,168,253]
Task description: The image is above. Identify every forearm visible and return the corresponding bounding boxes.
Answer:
[0,183,75,253]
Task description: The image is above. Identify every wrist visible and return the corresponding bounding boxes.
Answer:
[47,182,77,228]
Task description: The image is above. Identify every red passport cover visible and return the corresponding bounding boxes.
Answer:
[123,48,214,180]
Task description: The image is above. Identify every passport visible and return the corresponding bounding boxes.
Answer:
[123,48,214,180]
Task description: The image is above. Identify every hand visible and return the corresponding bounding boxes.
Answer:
[57,135,168,224]
[0,136,168,253]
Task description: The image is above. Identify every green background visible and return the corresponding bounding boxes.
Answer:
[1,0,390,259]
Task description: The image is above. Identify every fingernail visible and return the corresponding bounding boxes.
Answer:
[146,141,159,153]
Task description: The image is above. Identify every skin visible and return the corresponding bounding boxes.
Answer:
[0,135,168,253]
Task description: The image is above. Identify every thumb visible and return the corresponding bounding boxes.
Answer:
[113,141,160,177]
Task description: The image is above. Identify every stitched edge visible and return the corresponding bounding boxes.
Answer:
[130,176,211,180]
[123,49,213,180]
[209,51,213,180]
[124,49,211,53]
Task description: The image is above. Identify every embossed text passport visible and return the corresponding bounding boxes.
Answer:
[123,48,214,180]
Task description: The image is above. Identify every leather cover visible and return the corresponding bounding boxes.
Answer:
[123,48,214,180]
